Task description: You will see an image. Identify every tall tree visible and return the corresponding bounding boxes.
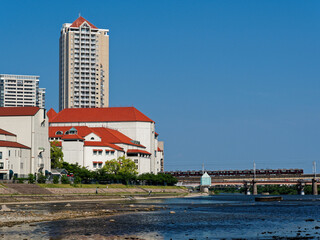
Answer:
[50,141,64,169]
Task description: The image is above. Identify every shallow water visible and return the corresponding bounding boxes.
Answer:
[2,195,320,239]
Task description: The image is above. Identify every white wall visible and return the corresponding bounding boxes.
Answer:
[0,146,30,178]
[62,140,84,166]
[0,109,50,174]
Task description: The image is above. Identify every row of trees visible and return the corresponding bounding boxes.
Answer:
[50,144,177,186]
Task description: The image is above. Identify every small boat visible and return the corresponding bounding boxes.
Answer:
[255,196,283,202]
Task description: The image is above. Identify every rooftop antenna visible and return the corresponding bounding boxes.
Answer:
[253,161,256,180]
[202,163,204,174]
[313,161,317,179]
[79,12,81,17]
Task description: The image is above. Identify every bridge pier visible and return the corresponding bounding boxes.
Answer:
[312,179,318,195]
[297,181,305,195]
[252,180,258,195]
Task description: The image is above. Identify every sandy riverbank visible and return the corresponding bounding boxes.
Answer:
[0,192,198,228]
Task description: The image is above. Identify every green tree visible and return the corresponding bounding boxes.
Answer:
[118,156,138,175]
[104,159,121,174]
[50,141,64,169]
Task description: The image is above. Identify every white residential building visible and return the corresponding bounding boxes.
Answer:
[48,107,164,174]
[0,107,51,176]
[59,16,109,110]
[0,74,45,108]
[0,128,31,179]
[49,126,152,174]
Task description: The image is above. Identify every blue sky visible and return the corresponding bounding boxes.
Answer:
[1,1,319,172]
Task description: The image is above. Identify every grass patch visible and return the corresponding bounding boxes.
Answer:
[38,183,186,189]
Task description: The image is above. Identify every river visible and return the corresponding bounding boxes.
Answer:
[1,195,320,239]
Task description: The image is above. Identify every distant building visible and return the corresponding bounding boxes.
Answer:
[0,74,45,108]
[59,16,109,110]
[48,107,164,174]
[0,107,51,177]
[37,88,46,109]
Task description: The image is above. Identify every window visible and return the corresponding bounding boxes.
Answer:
[106,151,109,155]
[20,162,23,169]
[110,151,114,155]
[0,162,3,169]
[98,151,102,155]
[93,151,97,155]
[91,137,94,140]
[8,150,10,157]
[0,152,2,159]
[98,163,102,168]
[134,159,138,163]
[93,163,97,168]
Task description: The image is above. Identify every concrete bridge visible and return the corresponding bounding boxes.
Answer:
[177,174,319,195]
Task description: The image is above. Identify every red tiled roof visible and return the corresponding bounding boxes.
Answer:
[47,108,57,121]
[50,107,154,123]
[84,141,123,151]
[0,107,39,116]
[49,126,145,150]
[0,128,16,136]
[91,127,145,148]
[61,134,84,140]
[0,140,30,149]
[70,16,98,29]
[127,149,151,155]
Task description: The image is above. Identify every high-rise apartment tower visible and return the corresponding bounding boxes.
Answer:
[0,74,45,108]
[59,16,109,111]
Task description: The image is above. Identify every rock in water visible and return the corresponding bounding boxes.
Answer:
[0,205,12,212]
[65,203,71,207]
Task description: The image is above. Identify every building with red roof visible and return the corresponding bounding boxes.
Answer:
[0,107,51,179]
[48,106,164,173]
[49,125,152,173]
[0,128,31,179]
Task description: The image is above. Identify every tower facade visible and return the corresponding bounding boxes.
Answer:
[0,74,45,108]
[59,16,109,111]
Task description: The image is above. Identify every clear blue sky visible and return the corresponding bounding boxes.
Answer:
[1,1,319,172]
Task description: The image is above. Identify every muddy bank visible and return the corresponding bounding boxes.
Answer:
[0,200,166,228]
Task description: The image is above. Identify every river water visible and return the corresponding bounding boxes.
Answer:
[1,195,320,239]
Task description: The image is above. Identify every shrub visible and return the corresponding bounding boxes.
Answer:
[17,178,25,184]
[37,173,47,184]
[74,176,82,184]
[61,175,70,184]
[28,174,35,184]
[53,175,60,184]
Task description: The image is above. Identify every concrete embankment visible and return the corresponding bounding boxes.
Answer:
[0,184,188,204]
